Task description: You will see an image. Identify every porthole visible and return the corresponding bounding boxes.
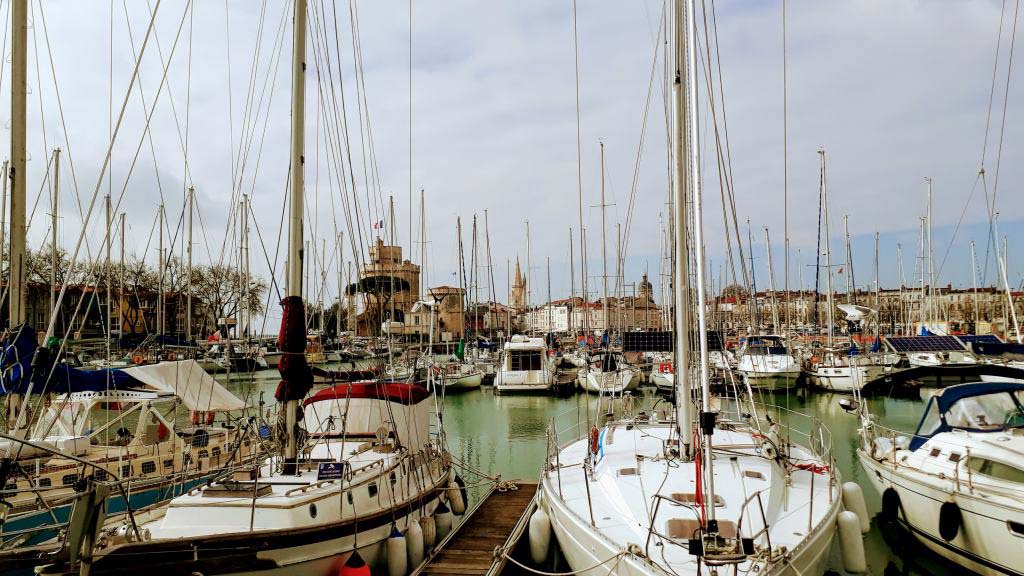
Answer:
[309,503,318,518]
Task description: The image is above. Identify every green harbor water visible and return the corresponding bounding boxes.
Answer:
[219,370,956,576]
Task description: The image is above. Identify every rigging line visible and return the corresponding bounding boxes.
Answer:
[619,0,666,281]
[224,0,238,194]
[0,0,8,96]
[218,0,288,268]
[782,0,788,328]
[229,0,270,188]
[981,0,1010,167]
[572,0,586,313]
[326,0,371,276]
[122,0,169,211]
[935,172,984,285]
[347,0,379,237]
[350,0,387,244]
[989,0,1020,238]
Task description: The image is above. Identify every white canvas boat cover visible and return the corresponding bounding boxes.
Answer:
[120,360,247,412]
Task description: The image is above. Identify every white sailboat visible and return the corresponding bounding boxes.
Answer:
[534,3,847,574]
[735,334,801,390]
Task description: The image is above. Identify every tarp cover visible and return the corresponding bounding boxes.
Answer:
[276,295,313,402]
[121,360,246,412]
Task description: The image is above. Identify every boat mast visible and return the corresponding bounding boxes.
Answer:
[681,0,717,525]
[7,0,26,433]
[50,148,60,328]
[671,0,693,460]
[764,227,779,332]
[283,0,307,472]
[119,213,125,341]
[897,243,904,334]
[970,240,979,328]
[819,150,834,349]
[568,228,575,335]
[599,142,609,343]
[843,215,852,304]
[106,195,113,357]
[484,210,496,337]
[337,232,343,338]
[186,186,194,342]
[925,177,934,326]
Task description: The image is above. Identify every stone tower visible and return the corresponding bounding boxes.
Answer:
[639,272,654,301]
[510,258,527,310]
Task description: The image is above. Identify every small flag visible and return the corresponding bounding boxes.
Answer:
[837,266,844,274]
[372,219,385,229]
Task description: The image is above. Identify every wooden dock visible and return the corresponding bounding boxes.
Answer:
[414,481,538,576]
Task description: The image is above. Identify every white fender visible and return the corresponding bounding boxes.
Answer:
[528,508,552,564]
[406,519,425,569]
[419,515,437,548]
[387,528,408,576]
[435,502,453,540]
[841,482,870,534]
[448,481,466,515]
[837,511,867,573]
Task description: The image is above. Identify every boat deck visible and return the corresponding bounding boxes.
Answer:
[414,481,538,576]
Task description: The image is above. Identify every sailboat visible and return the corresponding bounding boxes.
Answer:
[36,3,455,574]
[535,2,845,574]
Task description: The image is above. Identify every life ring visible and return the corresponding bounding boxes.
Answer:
[132,354,144,365]
[881,487,901,521]
[589,426,600,455]
[938,500,962,541]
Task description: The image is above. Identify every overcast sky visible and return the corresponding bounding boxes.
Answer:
[10,0,1023,328]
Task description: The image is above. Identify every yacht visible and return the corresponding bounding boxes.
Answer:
[494,335,555,394]
[808,348,900,392]
[735,335,801,390]
[856,381,1024,575]
[577,350,640,395]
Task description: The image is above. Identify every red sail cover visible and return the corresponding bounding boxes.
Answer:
[275,295,314,402]
[303,382,430,406]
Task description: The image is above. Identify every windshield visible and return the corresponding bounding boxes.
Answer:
[945,391,1024,430]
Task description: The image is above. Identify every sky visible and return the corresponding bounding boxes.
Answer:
[7,0,1023,329]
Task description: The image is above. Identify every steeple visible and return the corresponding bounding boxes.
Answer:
[511,257,527,310]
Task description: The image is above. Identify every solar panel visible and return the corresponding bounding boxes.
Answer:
[621,330,724,352]
[885,335,966,353]
[958,334,1004,345]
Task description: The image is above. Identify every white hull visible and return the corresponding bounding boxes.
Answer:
[860,451,1024,576]
[578,368,639,394]
[541,422,840,576]
[445,370,483,390]
[809,363,889,392]
[494,369,554,393]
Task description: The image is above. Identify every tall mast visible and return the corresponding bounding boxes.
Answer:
[484,210,496,336]
[764,227,779,332]
[970,240,979,328]
[106,195,113,357]
[819,150,834,349]
[50,149,61,327]
[925,177,934,324]
[119,213,125,341]
[157,203,164,337]
[186,186,194,341]
[843,215,852,304]
[681,0,717,523]
[546,257,552,333]
[525,219,532,309]
[671,0,692,459]
[897,243,905,334]
[599,142,609,340]
[568,228,575,335]
[283,0,307,472]
[337,232,343,338]
[5,0,25,433]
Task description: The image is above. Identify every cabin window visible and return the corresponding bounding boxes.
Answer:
[199,450,209,460]
[509,351,542,371]
[929,448,941,457]
[4,482,17,491]
[37,477,51,488]
[62,474,79,486]
[948,452,961,463]
[368,483,378,498]
[141,461,156,474]
[163,459,174,468]
[121,465,132,477]
[94,470,107,481]
[1009,520,1024,537]
[212,447,222,459]
[917,402,942,436]
[968,457,1024,483]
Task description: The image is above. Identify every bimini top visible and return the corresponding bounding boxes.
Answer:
[304,382,430,407]
[910,381,1024,450]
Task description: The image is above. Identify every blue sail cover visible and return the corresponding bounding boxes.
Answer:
[0,325,135,395]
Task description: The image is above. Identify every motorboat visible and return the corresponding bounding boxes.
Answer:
[808,348,900,392]
[494,335,555,394]
[856,381,1024,576]
[736,335,801,390]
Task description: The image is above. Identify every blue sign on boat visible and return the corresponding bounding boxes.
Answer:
[317,462,346,481]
